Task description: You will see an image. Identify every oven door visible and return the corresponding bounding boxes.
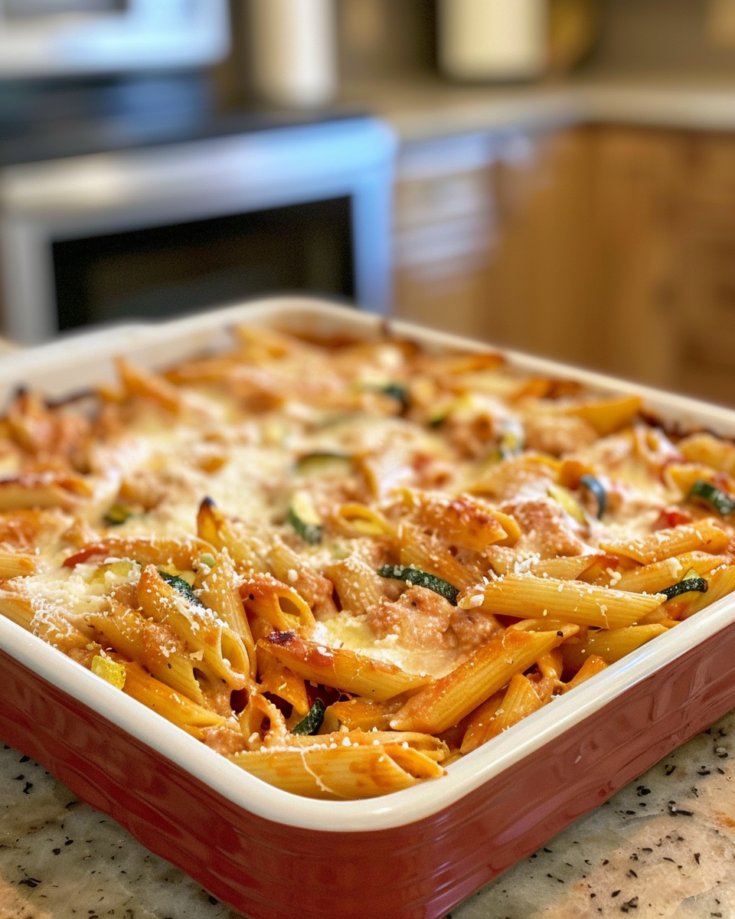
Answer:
[0,116,396,343]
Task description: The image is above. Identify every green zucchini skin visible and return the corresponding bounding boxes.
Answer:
[377,564,459,606]
[103,502,134,526]
[287,492,324,545]
[158,569,203,607]
[688,479,735,516]
[287,508,323,545]
[580,474,607,520]
[660,576,708,601]
[295,452,353,477]
[380,383,410,412]
[293,698,326,736]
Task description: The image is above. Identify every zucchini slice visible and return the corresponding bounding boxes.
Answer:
[378,564,459,606]
[661,569,709,601]
[288,491,324,545]
[580,474,607,520]
[103,502,134,527]
[292,698,326,736]
[380,382,410,412]
[295,451,353,477]
[158,569,203,607]
[688,479,735,516]
[547,483,587,525]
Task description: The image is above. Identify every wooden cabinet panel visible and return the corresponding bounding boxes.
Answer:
[393,124,735,407]
[393,127,599,367]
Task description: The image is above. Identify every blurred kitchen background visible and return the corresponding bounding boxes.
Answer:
[1,0,735,405]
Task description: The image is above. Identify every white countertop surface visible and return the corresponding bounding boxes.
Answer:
[340,73,735,143]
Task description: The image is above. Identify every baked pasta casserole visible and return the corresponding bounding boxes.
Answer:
[0,322,734,799]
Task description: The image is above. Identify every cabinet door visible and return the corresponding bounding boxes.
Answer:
[393,127,599,367]
[594,127,735,407]
[591,126,686,390]
[483,127,598,366]
[392,133,497,340]
[674,133,735,407]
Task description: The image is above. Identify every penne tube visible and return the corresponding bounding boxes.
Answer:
[238,692,289,750]
[536,647,564,694]
[249,615,309,709]
[328,698,405,732]
[324,556,386,617]
[229,741,445,800]
[0,588,36,631]
[115,356,184,413]
[459,574,665,629]
[555,394,642,436]
[457,691,504,755]
[599,520,729,565]
[358,444,418,500]
[664,463,727,497]
[251,615,310,717]
[270,539,339,618]
[196,498,270,572]
[391,625,577,735]
[561,653,609,691]
[122,660,227,740]
[397,522,479,590]
[665,563,735,620]
[488,552,604,580]
[0,472,92,511]
[0,551,37,578]
[240,573,315,633]
[561,623,668,671]
[63,535,213,572]
[678,432,735,476]
[333,503,394,537]
[257,632,431,702]
[86,605,210,707]
[611,552,727,594]
[392,488,511,551]
[199,551,257,679]
[138,566,249,689]
[460,674,546,754]
[33,604,95,654]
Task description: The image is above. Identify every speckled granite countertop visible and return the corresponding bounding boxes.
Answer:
[1,708,734,919]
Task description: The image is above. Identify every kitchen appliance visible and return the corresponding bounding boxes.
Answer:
[0,0,230,78]
[0,114,396,343]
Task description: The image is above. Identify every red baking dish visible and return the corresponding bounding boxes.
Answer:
[1,298,735,919]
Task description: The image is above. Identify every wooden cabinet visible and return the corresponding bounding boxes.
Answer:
[393,124,735,407]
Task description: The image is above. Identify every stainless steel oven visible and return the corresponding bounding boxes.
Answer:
[0,0,229,78]
[0,115,396,343]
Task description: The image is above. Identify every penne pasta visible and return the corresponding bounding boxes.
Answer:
[258,632,431,702]
[390,625,577,734]
[599,521,729,565]
[0,317,734,801]
[459,574,665,629]
[460,673,546,754]
[229,739,445,800]
[561,624,669,671]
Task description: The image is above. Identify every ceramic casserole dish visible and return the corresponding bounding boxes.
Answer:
[1,298,735,919]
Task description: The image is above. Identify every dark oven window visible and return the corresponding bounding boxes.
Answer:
[52,196,354,332]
